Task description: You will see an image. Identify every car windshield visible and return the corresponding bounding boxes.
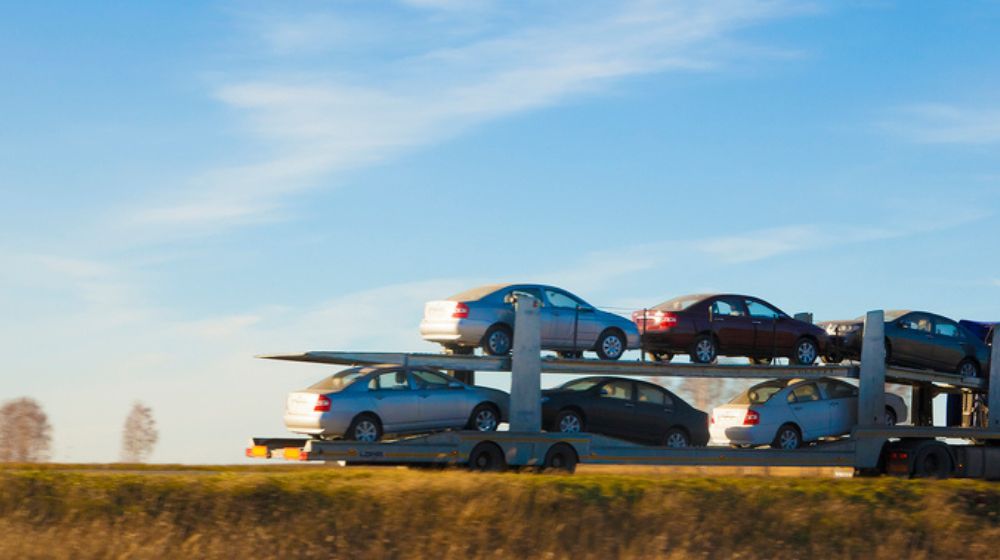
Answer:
[307,368,369,392]
[558,378,603,391]
[730,380,788,404]
[446,284,508,302]
[653,294,707,311]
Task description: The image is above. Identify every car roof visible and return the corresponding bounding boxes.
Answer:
[447,283,565,301]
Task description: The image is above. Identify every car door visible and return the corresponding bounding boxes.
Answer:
[410,368,469,428]
[786,382,831,440]
[708,297,755,355]
[743,298,793,360]
[369,369,422,432]
[817,379,858,435]
[932,317,967,372]
[542,288,591,349]
[891,313,938,368]
[633,383,674,442]
[587,380,635,437]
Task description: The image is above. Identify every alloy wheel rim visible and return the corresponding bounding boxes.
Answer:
[559,415,581,432]
[666,433,687,448]
[960,363,976,377]
[490,331,510,354]
[356,421,377,442]
[797,342,816,364]
[475,410,497,431]
[602,336,622,358]
[696,340,714,362]
[779,430,798,449]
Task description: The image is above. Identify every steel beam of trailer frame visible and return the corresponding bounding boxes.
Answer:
[253,305,1000,473]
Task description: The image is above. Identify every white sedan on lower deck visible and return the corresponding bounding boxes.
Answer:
[710,377,907,449]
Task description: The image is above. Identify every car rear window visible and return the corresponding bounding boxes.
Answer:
[447,284,507,302]
[653,295,707,311]
[731,381,788,404]
[308,368,367,392]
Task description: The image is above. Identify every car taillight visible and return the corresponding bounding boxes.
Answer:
[743,410,760,426]
[632,310,678,331]
[889,451,909,461]
[452,302,469,319]
[314,395,331,412]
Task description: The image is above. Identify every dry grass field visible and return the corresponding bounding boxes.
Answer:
[1,463,998,559]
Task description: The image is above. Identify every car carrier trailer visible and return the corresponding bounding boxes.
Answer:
[248,294,1000,478]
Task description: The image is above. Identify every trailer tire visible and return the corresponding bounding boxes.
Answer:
[467,442,506,472]
[346,413,382,442]
[542,443,578,473]
[912,444,953,479]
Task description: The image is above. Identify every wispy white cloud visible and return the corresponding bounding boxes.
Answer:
[883,103,1000,144]
[133,0,811,231]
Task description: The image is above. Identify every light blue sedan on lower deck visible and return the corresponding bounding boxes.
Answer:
[284,365,510,442]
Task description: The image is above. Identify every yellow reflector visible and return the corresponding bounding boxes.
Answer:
[249,445,270,458]
[283,447,304,460]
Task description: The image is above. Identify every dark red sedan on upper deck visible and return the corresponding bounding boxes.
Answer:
[632,294,829,365]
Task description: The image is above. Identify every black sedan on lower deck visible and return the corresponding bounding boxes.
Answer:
[541,376,709,447]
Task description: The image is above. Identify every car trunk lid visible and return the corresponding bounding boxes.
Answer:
[424,300,465,320]
[712,404,751,427]
[286,390,327,414]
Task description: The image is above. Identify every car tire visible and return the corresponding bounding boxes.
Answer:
[467,403,500,432]
[793,337,818,365]
[467,442,506,472]
[481,324,513,356]
[553,409,584,433]
[542,443,578,473]
[647,351,673,363]
[957,359,980,378]
[663,427,690,448]
[885,407,898,427]
[595,329,626,360]
[346,413,382,442]
[690,334,717,364]
[558,351,584,359]
[771,423,801,450]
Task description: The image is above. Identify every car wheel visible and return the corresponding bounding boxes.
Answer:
[553,409,584,433]
[793,338,818,365]
[558,351,583,359]
[957,359,980,378]
[467,403,500,432]
[595,329,626,360]
[885,407,898,427]
[690,334,717,364]
[647,351,673,363]
[663,428,690,448]
[467,442,506,472]
[481,324,513,356]
[542,443,578,473]
[771,424,801,450]
[347,413,382,442]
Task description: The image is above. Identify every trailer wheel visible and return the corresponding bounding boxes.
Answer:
[912,445,953,478]
[542,443,578,473]
[467,442,506,472]
[347,413,382,442]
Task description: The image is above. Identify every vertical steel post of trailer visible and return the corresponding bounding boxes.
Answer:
[858,310,886,426]
[989,329,1000,430]
[509,293,542,433]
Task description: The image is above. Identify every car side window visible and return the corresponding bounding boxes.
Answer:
[787,383,821,403]
[819,379,857,399]
[711,297,746,317]
[508,288,543,305]
[411,369,453,390]
[934,319,960,338]
[545,289,582,309]
[637,384,670,406]
[745,299,783,319]
[373,370,411,391]
[599,381,633,400]
[899,315,932,333]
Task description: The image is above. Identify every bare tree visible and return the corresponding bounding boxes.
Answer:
[0,397,52,462]
[120,402,158,463]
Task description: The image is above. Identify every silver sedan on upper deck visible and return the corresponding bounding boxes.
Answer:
[420,283,641,360]
[284,365,510,442]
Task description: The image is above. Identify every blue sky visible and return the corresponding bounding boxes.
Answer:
[2,1,999,463]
